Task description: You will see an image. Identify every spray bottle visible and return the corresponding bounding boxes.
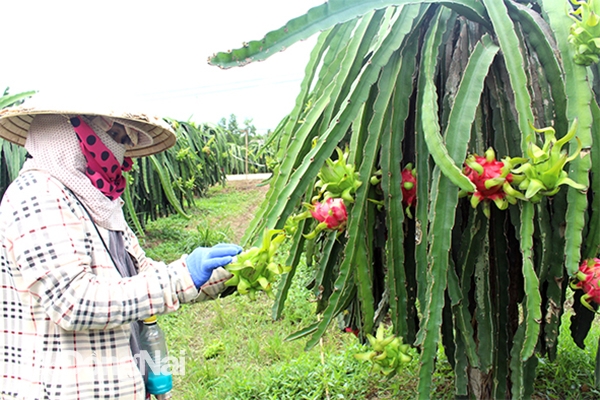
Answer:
[140,316,173,399]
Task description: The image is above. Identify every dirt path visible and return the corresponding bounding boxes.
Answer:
[223,177,270,242]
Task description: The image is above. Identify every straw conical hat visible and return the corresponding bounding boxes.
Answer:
[0,96,176,157]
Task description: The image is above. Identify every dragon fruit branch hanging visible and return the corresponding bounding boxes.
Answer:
[204,1,600,397]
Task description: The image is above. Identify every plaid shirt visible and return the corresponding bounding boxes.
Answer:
[0,170,231,399]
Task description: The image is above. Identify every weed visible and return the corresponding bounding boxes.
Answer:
[534,310,600,399]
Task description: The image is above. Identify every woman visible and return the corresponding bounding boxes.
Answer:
[0,102,242,399]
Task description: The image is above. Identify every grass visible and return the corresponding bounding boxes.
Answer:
[533,306,600,399]
[142,180,600,399]
[142,182,263,261]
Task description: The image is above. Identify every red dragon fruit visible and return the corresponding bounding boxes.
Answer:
[461,147,524,217]
[304,197,348,239]
[401,164,417,218]
[344,326,360,337]
[572,258,600,311]
[311,197,347,230]
[369,165,417,218]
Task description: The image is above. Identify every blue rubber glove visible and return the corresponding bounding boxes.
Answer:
[186,243,243,288]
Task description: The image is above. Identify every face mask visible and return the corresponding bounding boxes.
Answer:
[70,116,133,200]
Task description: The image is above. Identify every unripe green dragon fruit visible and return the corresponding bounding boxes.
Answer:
[460,147,524,218]
[314,147,362,203]
[568,0,600,65]
[511,120,585,203]
[354,323,413,378]
[224,229,291,300]
[571,257,600,312]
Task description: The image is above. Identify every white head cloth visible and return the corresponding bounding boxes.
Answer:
[21,114,129,231]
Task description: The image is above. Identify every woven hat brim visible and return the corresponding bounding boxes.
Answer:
[0,107,176,157]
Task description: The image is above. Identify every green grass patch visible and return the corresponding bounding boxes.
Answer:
[192,184,258,219]
[142,183,263,262]
[534,309,600,399]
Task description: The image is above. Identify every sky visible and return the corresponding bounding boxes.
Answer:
[0,1,325,134]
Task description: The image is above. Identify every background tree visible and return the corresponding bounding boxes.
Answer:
[218,113,274,174]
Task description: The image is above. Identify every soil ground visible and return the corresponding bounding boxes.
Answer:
[221,177,270,241]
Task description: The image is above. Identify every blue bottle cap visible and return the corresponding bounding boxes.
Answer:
[146,371,173,395]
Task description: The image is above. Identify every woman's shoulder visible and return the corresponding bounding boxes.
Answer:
[4,170,80,210]
[7,170,62,196]
[1,171,90,235]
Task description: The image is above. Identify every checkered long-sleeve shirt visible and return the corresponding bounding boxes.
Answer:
[0,170,231,399]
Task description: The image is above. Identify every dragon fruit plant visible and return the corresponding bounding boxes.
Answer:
[460,147,524,218]
[511,120,585,203]
[568,0,600,65]
[209,1,600,397]
[571,258,600,311]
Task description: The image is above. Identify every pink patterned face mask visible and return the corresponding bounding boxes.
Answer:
[70,116,133,200]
